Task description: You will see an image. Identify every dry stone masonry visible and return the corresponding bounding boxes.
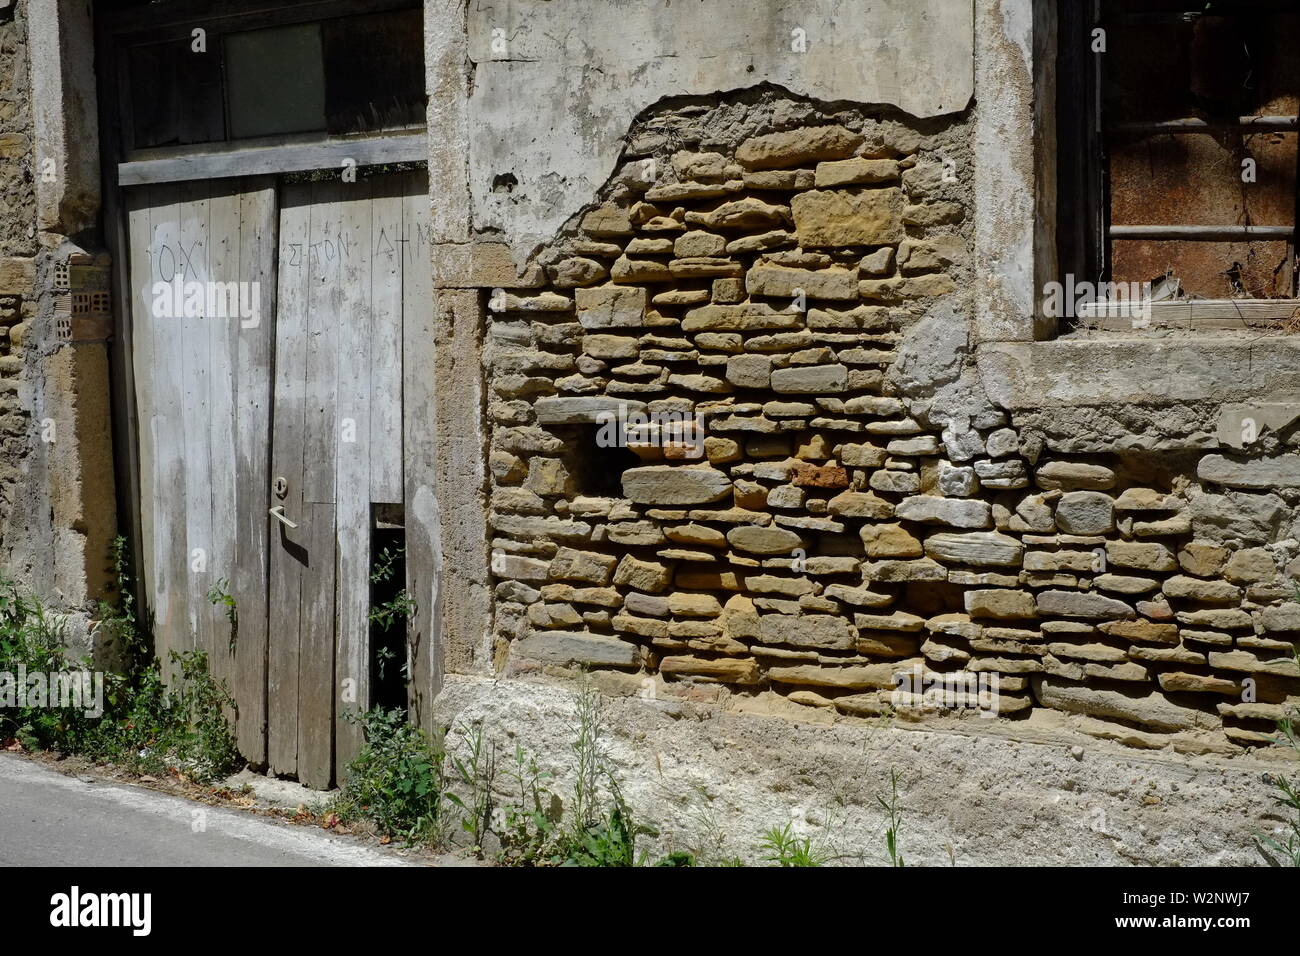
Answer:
[482,94,1300,756]
[0,0,34,537]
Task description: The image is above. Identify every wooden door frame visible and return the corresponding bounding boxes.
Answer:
[96,0,432,776]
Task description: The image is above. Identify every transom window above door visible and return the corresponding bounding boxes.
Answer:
[106,1,425,153]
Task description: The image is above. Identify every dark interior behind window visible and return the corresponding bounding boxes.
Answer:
[128,39,225,149]
[122,5,425,152]
[225,23,328,140]
[322,9,425,135]
[1057,0,1300,306]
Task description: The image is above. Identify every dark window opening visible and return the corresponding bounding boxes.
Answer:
[572,426,642,498]
[225,23,327,140]
[127,39,226,148]
[1057,0,1300,321]
[120,5,425,152]
[321,10,425,135]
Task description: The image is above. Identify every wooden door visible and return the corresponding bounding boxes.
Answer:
[126,177,276,765]
[127,170,429,788]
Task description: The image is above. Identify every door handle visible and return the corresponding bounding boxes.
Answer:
[269,506,298,529]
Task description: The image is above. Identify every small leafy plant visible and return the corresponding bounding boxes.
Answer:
[334,707,449,845]
[495,742,563,865]
[467,680,659,866]
[554,681,645,866]
[1,541,241,784]
[759,821,826,867]
[1256,646,1300,866]
[106,648,241,782]
[878,768,907,867]
[446,719,497,857]
[206,578,238,653]
[369,546,414,681]
[1258,716,1300,866]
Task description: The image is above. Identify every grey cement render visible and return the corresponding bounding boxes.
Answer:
[438,674,1294,866]
[464,0,975,262]
[973,0,1038,342]
[1,0,114,626]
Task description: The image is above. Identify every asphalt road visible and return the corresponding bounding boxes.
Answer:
[0,754,417,867]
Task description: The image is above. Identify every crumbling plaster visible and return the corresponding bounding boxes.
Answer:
[463,0,975,264]
[1,0,114,634]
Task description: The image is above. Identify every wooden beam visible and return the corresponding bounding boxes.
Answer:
[118,133,426,186]
[101,0,418,36]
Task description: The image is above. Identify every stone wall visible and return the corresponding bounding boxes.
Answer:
[0,0,36,554]
[0,0,114,628]
[483,92,1300,756]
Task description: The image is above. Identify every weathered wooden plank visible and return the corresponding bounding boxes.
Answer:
[400,171,442,730]
[1112,115,1298,133]
[178,180,214,666]
[293,178,342,786]
[302,179,342,505]
[1154,299,1300,322]
[148,182,188,680]
[334,177,375,772]
[298,500,337,790]
[118,132,428,187]
[369,175,405,504]
[205,180,241,701]
[267,184,313,777]
[232,177,277,766]
[125,187,158,647]
[102,0,416,33]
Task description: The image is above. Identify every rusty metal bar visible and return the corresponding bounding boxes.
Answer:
[1111,116,1298,134]
[1109,225,1296,241]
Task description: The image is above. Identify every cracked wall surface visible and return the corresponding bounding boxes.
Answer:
[465,0,974,264]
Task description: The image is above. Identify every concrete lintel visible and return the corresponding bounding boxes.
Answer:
[973,0,1038,344]
[978,338,1300,409]
[28,0,100,237]
[425,0,472,244]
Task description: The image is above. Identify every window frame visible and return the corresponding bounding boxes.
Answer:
[97,0,427,184]
[1054,0,1300,331]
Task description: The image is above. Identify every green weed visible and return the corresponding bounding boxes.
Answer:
[333,707,449,845]
[1,543,241,784]
[759,821,826,867]
[206,578,238,654]
[878,768,906,867]
[1257,647,1300,866]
